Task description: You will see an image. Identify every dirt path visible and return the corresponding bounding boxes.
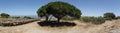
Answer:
[0,19,120,33]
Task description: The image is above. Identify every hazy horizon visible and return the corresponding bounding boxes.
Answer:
[0,0,120,16]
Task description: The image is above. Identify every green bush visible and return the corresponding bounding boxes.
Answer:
[23,16,33,19]
[91,17,105,24]
[0,13,10,18]
[81,17,105,24]
[80,17,93,22]
[117,16,120,19]
[11,16,20,18]
[104,18,112,20]
[103,12,116,20]
[62,16,74,21]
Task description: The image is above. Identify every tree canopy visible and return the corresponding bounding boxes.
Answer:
[0,13,10,18]
[103,12,116,19]
[37,1,81,22]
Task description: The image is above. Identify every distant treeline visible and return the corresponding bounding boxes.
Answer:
[0,13,34,19]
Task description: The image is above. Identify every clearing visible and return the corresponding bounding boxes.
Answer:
[0,19,120,33]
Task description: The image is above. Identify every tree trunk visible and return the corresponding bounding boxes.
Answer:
[46,16,48,21]
[57,18,61,22]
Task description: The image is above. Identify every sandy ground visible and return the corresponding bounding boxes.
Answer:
[0,19,120,33]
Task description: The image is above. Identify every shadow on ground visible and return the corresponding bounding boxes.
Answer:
[37,21,76,27]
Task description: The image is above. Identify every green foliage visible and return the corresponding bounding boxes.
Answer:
[0,13,10,18]
[91,17,105,24]
[11,16,20,18]
[116,16,120,19]
[81,17,93,22]
[81,17,105,24]
[45,1,81,18]
[103,12,116,20]
[62,16,74,21]
[23,16,33,19]
[37,1,81,22]
[37,6,48,17]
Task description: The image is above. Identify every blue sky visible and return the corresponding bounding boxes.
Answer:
[0,0,120,16]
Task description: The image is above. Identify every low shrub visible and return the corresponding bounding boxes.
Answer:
[11,16,20,18]
[91,17,105,24]
[23,16,33,19]
[61,16,74,21]
[80,17,93,22]
[81,16,105,24]
[104,18,112,20]
[116,16,120,19]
